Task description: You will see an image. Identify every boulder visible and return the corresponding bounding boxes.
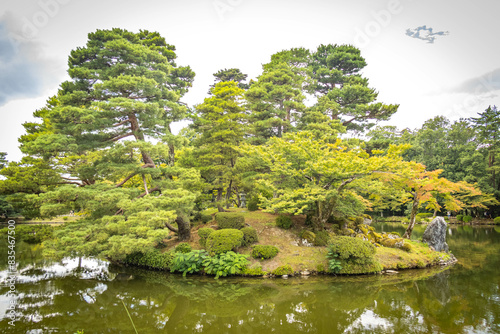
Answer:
[422,217,449,252]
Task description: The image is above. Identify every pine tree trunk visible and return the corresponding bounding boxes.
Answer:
[403,193,420,239]
[225,179,232,209]
[217,187,225,212]
[175,216,191,241]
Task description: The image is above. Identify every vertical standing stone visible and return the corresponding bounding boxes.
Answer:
[422,217,449,252]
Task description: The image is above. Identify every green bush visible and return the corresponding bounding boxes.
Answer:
[494,217,500,225]
[251,245,279,259]
[272,265,293,276]
[194,212,212,224]
[215,212,245,229]
[198,227,215,248]
[0,224,54,244]
[456,214,464,222]
[275,215,293,229]
[328,236,382,274]
[313,231,330,246]
[241,227,259,246]
[170,250,209,276]
[242,265,267,276]
[124,249,175,270]
[206,229,244,255]
[202,251,249,279]
[175,242,192,254]
[416,212,433,223]
[463,215,473,223]
[247,195,260,211]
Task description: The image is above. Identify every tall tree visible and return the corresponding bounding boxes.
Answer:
[306,44,399,132]
[245,63,305,144]
[187,81,247,211]
[211,68,249,90]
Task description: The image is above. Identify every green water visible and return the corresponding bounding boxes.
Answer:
[0,224,499,333]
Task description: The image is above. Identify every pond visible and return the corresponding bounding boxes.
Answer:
[0,223,499,333]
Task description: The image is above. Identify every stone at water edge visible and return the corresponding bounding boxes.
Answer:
[422,216,449,252]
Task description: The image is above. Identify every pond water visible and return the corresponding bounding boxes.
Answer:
[0,223,499,333]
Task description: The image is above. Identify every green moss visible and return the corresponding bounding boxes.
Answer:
[241,227,259,246]
[198,227,215,248]
[276,215,293,229]
[272,265,293,276]
[206,229,244,255]
[252,245,279,259]
[216,212,245,229]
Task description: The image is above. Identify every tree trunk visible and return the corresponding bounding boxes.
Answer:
[216,187,225,212]
[225,179,233,209]
[175,216,191,241]
[403,193,419,239]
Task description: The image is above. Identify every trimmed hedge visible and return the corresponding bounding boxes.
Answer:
[215,212,245,229]
[206,229,244,255]
[175,242,192,254]
[198,227,215,248]
[251,245,279,259]
[241,227,259,246]
[463,215,473,223]
[276,215,293,229]
[328,236,383,274]
[456,214,464,222]
[124,249,175,270]
[273,265,293,276]
[247,195,260,211]
[494,217,500,225]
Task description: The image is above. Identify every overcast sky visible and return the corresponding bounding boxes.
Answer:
[1,0,499,162]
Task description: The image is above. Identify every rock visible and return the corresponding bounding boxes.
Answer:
[301,270,310,276]
[385,270,399,274]
[364,218,372,225]
[422,217,449,252]
[282,275,288,279]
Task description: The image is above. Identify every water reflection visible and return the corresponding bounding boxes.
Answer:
[0,225,499,333]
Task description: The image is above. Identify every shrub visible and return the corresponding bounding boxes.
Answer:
[456,214,464,222]
[202,251,249,279]
[416,212,433,223]
[198,227,215,248]
[329,236,376,263]
[494,217,500,225]
[251,245,279,259]
[242,265,267,276]
[463,215,473,223]
[170,250,209,276]
[194,212,212,224]
[206,229,244,255]
[215,212,245,230]
[124,249,175,270]
[175,242,192,254]
[247,195,260,211]
[275,215,293,229]
[241,227,259,246]
[272,265,293,276]
[313,231,330,246]
[328,236,383,274]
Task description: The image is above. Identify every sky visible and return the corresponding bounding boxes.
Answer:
[0,0,499,162]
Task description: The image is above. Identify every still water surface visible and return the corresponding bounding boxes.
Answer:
[0,223,499,333]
